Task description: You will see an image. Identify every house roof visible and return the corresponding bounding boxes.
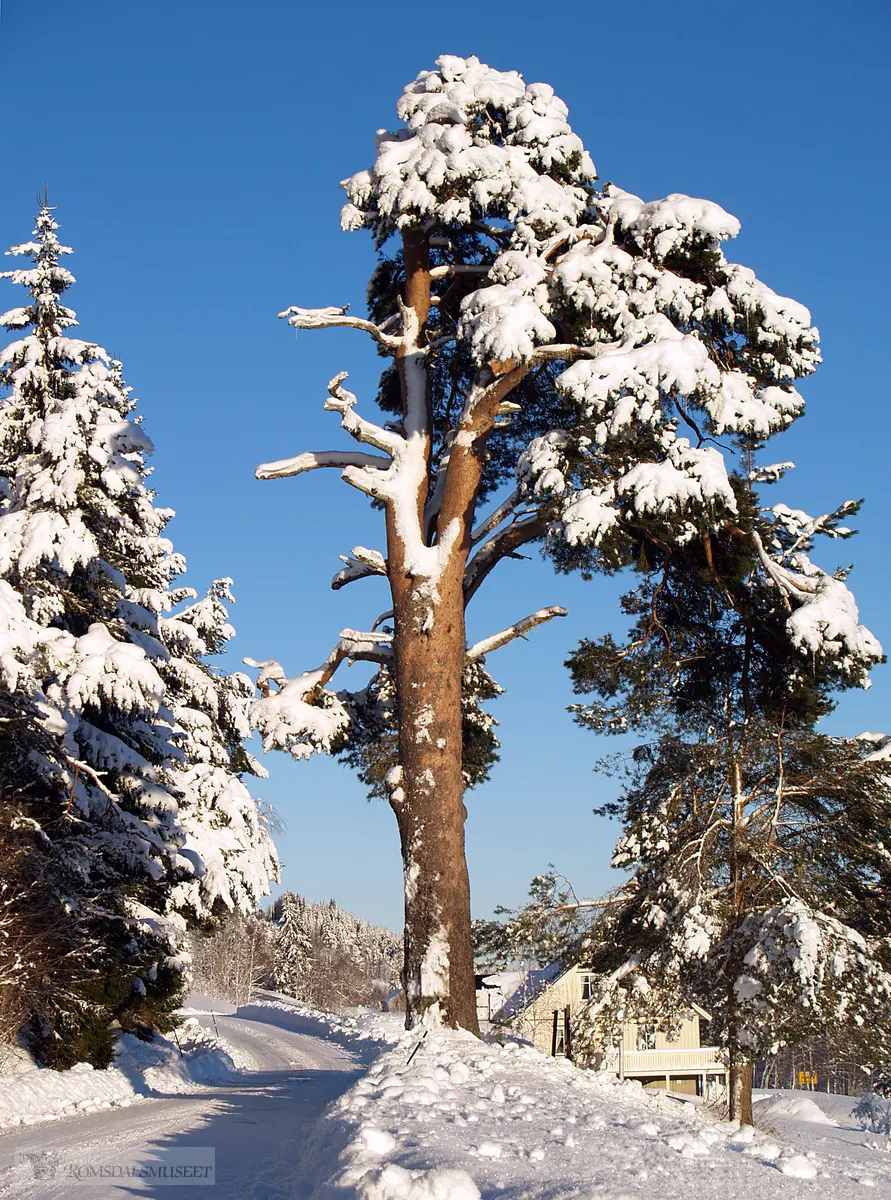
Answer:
[480,963,712,1025]
[481,962,568,1023]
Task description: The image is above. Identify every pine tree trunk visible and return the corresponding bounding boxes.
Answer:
[390,561,479,1034]
[727,757,753,1124]
[379,228,485,1034]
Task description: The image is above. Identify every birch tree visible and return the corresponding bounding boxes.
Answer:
[249,54,838,1031]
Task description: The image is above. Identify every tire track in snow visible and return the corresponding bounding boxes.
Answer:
[0,1004,361,1199]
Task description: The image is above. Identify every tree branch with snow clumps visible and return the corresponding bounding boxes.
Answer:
[0,207,278,1058]
[250,53,870,1034]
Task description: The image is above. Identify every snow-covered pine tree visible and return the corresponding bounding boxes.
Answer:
[247,54,844,1031]
[472,871,594,972]
[0,204,277,1062]
[565,500,887,1124]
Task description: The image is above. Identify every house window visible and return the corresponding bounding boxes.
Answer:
[637,1025,658,1051]
[580,973,595,1001]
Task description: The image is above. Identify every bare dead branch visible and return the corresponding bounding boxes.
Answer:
[279,304,401,350]
[62,756,120,805]
[469,220,513,246]
[464,514,549,603]
[530,343,600,364]
[325,372,406,456]
[315,632,393,685]
[245,632,392,699]
[466,605,568,660]
[255,449,392,481]
[331,546,388,591]
[471,490,521,545]
[429,264,491,279]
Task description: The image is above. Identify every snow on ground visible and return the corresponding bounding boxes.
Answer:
[177,991,238,1017]
[2,993,890,1198]
[0,1018,240,1131]
[755,1094,837,1125]
[753,1089,891,1168]
[0,995,363,1199]
[270,1008,891,1199]
[250,990,407,1050]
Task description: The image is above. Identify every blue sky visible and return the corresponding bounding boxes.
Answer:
[1,0,889,931]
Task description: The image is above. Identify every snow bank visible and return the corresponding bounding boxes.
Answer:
[754,1093,837,1125]
[0,1018,240,1130]
[251,991,406,1051]
[178,990,238,1016]
[279,1021,888,1198]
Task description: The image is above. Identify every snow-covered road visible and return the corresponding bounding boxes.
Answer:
[0,1003,363,1199]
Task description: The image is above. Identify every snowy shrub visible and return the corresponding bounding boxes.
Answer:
[853,1093,891,1136]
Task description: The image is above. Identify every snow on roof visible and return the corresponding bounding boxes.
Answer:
[479,963,712,1025]
[482,963,567,1023]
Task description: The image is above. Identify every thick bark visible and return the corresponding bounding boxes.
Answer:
[729,1051,754,1125]
[390,562,479,1032]
[385,228,480,1033]
[380,230,548,1032]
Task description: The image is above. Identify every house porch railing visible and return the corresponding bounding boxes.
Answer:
[603,1046,726,1074]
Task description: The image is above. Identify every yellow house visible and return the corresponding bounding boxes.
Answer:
[479,964,727,1098]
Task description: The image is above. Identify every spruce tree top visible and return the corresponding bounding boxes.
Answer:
[0,204,277,937]
[0,205,175,625]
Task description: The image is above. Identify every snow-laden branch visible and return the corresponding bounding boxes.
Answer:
[466,605,568,660]
[336,627,393,651]
[730,527,882,686]
[255,449,391,481]
[324,372,405,456]
[245,631,393,762]
[279,304,401,350]
[242,657,288,695]
[246,629,392,697]
[331,546,388,591]
[429,263,491,279]
[771,500,859,563]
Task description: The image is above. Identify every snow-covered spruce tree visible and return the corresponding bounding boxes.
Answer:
[155,576,279,922]
[249,54,834,1031]
[565,504,886,1123]
[273,891,313,998]
[271,892,401,1009]
[0,205,277,1061]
